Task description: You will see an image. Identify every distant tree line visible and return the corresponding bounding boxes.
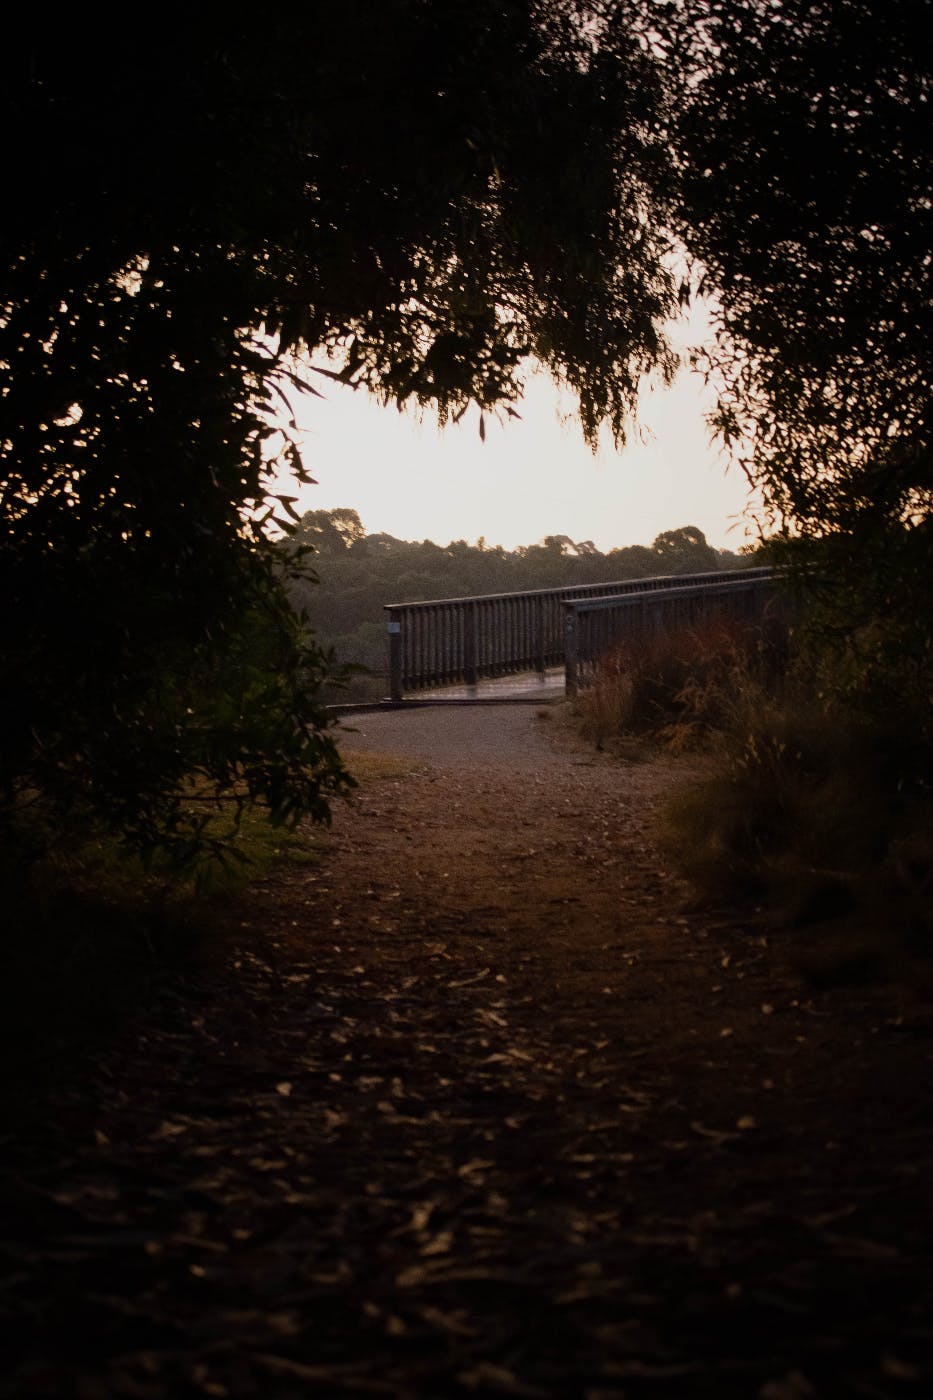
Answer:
[284,510,752,675]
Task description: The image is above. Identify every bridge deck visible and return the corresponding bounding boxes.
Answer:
[409,665,565,703]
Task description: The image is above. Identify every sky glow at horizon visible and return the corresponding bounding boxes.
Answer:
[274,304,762,555]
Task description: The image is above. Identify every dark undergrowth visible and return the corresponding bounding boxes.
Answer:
[1,750,409,1072]
[1,802,315,1074]
[573,617,933,980]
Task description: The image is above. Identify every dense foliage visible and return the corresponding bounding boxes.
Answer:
[674,0,933,737]
[1,4,677,862]
[590,0,933,951]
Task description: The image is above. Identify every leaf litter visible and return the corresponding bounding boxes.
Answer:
[3,709,933,1397]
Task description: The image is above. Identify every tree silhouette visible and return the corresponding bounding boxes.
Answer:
[1,6,677,861]
[651,527,720,574]
[674,0,932,729]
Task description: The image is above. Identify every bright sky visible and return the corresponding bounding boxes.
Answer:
[276,305,761,554]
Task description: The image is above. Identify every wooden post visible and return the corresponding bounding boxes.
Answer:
[564,604,578,696]
[534,594,546,675]
[464,600,478,686]
[387,611,403,701]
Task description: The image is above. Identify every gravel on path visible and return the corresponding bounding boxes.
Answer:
[337,701,578,769]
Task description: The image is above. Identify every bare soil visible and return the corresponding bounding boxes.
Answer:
[2,704,933,1398]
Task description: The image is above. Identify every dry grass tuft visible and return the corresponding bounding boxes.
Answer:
[573,616,933,974]
[573,617,784,750]
[656,677,933,971]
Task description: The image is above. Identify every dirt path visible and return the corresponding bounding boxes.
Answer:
[3,705,933,1398]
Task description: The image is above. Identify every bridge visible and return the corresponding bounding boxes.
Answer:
[384,566,778,701]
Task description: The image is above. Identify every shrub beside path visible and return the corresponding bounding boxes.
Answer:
[3,705,933,1397]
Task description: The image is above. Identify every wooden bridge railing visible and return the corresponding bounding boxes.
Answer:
[562,572,780,695]
[385,567,774,700]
